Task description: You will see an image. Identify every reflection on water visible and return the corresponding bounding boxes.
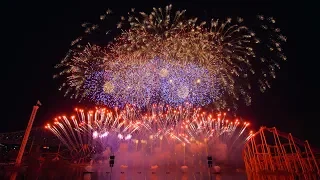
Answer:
[4,164,318,180]
[4,166,247,180]
[79,165,248,180]
[83,171,246,180]
[82,171,319,180]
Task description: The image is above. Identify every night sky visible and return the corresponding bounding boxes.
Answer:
[2,1,318,146]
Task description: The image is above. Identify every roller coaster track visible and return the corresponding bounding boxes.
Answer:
[264,127,320,153]
[243,127,320,179]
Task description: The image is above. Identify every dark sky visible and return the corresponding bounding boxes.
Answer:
[2,1,318,146]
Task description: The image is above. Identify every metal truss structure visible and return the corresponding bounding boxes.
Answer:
[243,127,320,179]
[0,127,60,146]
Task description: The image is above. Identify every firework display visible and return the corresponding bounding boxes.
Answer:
[55,5,287,108]
[45,104,252,163]
[48,4,288,167]
[81,58,222,107]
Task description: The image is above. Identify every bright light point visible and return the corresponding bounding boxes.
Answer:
[196,79,201,83]
[99,132,109,138]
[118,134,123,139]
[125,134,132,140]
[159,68,169,77]
[93,131,98,139]
[103,81,114,93]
